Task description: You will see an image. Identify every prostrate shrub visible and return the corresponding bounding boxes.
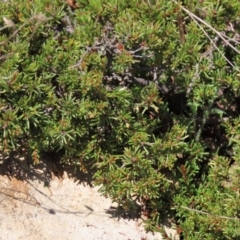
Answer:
[1,0,240,238]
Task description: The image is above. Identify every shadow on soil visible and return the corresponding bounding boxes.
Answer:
[0,151,94,186]
[0,151,142,222]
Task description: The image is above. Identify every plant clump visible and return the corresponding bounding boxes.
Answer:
[1,0,240,239]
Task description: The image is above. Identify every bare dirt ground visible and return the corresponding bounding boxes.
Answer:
[0,155,178,240]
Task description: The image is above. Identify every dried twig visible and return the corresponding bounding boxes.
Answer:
[172,0,240,82]
[181,206,240,221]
[174,0,240,94]
[177,2,240,55]
[188,12,240,72]
[0,13,52,46]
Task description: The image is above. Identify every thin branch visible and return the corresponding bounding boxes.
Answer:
[188,11,240,72]
[0,13,52,46]
[187,63,199,94]
[172,0,240,77]
[181,206,240,221]
[177,2,240,55]
[221,31,240,46]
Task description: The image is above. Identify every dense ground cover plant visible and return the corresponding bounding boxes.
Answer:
[1,0,240,238]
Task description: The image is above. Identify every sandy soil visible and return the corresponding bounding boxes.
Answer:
[0,155,178,240]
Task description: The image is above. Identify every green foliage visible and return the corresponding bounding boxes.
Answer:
[1,0,240,238]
